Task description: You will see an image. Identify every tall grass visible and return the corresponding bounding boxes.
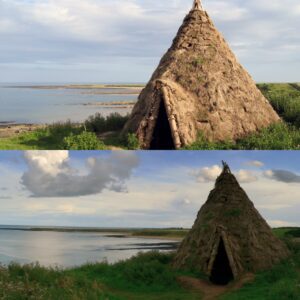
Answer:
[185,123,300,150]
[257,83,300,128]
[0,252,201,300]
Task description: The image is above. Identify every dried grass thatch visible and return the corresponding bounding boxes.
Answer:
[123,1,280,149]
[173,162,290,285]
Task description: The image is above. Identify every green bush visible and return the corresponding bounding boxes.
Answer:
[127,133,140,150]
[85,113,129,134]
[63,131,105,150]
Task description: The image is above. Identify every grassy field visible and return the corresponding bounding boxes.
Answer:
[0,83,300,150]
[0,228,299,299]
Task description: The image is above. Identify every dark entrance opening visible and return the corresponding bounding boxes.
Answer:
[210,238,234,285]
[150,100,175,150]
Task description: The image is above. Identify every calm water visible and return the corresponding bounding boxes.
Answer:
[0,84,137,124]
[0,228,178,268]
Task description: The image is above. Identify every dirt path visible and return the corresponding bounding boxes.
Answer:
[178,273,255,300]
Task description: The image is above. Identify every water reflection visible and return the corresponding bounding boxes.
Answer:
[0,230,179,268]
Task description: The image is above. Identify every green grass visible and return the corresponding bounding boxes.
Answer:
[0,114,130,150]
[185,123,300,150]
[0,252,201,300]
[257,83,300,127]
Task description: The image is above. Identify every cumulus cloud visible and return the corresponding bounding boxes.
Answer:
[264,169,300,183]
[21,151,139,197]
[192,165,257,183]
[236,170,258,183]
[246,160,264,167]
[192,165,222,182]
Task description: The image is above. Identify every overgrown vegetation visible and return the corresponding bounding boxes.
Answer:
[84,113,129,134]
[257,83,300,128]
[0,252,201,300]
[185,123,300,150]
[0,113,132,150]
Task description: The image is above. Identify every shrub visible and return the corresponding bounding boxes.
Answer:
[127,133,140,150]
[63,132,105,150]
[85,113,129,134]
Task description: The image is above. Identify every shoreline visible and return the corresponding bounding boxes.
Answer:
[3,84,145,91]
[0,227,188,241]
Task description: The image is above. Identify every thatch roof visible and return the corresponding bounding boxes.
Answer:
[173,162,290,285]
[122,1,280,149]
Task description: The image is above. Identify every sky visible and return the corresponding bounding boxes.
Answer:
[0,150,300,228]
[0,0,300,83]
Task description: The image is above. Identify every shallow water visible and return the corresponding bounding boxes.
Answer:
[0,228,178,268]
[0,84,137,124]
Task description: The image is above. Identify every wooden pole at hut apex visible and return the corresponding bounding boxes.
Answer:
[193,0,203,10]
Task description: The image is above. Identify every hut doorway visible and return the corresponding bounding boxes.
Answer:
[210,238,234,285]
[150,100,175,150]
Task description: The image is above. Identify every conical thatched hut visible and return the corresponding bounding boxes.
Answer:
[173,162,290,285]
[123,0,280,149]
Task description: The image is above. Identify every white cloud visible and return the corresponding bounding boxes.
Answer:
[21,151,139,197]
[24,151,69,176]
[236,170,258,183]
[246,160,264,168]
[192,165,222,182]
[192,165,257,183]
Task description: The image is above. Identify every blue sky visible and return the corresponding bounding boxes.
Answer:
[0,0,300,83]
[0,150,300,228]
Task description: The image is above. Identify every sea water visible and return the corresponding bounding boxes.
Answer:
[0,84,137,124]
[0,228,178,268]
